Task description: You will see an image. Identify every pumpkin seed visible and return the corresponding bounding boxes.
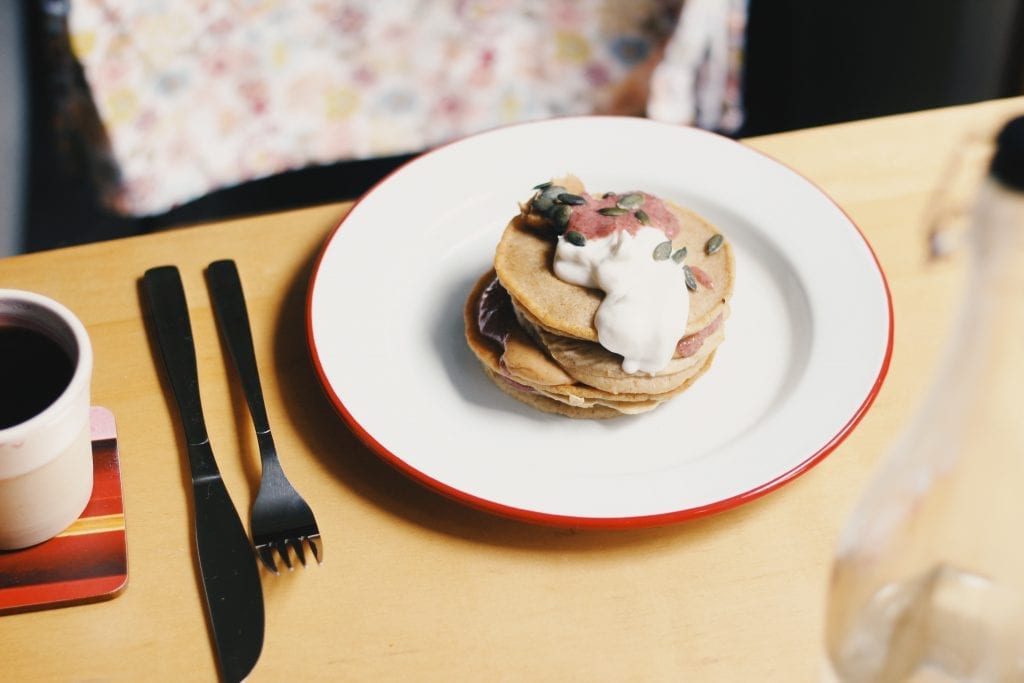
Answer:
[652,241,673,261]
[565,230,586,246]
[634,209,651,225]
[602,191,616,198]
[551,204,572,233]
[617,193,644,210]
[533,181,553,190]
[671,247,687,263]
[534,185,568,214]
[532,196,554,214]
[683,265,698,291]
[557,193,586,206]
[705,234,724,255]
[541,185,567,200]
[598,206,628,216]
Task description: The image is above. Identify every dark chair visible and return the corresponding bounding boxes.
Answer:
[16,0,1024,254]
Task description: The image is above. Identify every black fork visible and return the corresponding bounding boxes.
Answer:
[207,259,322,574]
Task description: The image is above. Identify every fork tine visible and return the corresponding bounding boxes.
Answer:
[307,535,323,564]
[290,538,306,567]
[277,541,294,571]
[256,545,279,575]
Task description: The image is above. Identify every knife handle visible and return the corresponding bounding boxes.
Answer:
[143,266,219,479]
[206,260,271,435]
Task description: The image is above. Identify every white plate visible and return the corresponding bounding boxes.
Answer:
[307,117,892,528]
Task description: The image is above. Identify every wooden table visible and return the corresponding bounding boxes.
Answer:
[2,98,1022,681]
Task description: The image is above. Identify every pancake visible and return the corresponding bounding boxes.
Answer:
[464,270,719,417]
[482,366,624,419]
[532,318,725,395]
[465,177,735,418]
[495,199,734,342]
[512,295,729,394]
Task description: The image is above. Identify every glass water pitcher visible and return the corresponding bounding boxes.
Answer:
[825,115,1024,681]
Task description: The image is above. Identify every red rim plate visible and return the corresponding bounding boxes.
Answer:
[305,117,894,529]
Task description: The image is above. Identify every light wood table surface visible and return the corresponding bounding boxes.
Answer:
[2,97,1022,681]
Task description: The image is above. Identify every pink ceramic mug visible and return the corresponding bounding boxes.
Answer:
[0,290,94,550]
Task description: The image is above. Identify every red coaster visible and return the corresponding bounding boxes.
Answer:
[0,407,128,613]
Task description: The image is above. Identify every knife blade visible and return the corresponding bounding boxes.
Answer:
[143,265,264,683]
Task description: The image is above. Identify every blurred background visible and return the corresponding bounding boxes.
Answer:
[1,0,1022,257]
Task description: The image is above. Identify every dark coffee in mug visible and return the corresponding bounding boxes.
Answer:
[0,290,94,550]
[0,324,76,429]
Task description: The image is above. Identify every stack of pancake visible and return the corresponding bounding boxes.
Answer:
[464,177,734,418]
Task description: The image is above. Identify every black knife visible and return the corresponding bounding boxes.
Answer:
[143,265,264,683]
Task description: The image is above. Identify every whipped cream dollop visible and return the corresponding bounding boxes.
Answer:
[554,225,689,375]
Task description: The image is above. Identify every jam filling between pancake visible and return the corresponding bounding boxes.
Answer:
[477,274,515,349]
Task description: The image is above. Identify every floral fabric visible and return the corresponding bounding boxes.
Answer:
[68,0,747,216]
